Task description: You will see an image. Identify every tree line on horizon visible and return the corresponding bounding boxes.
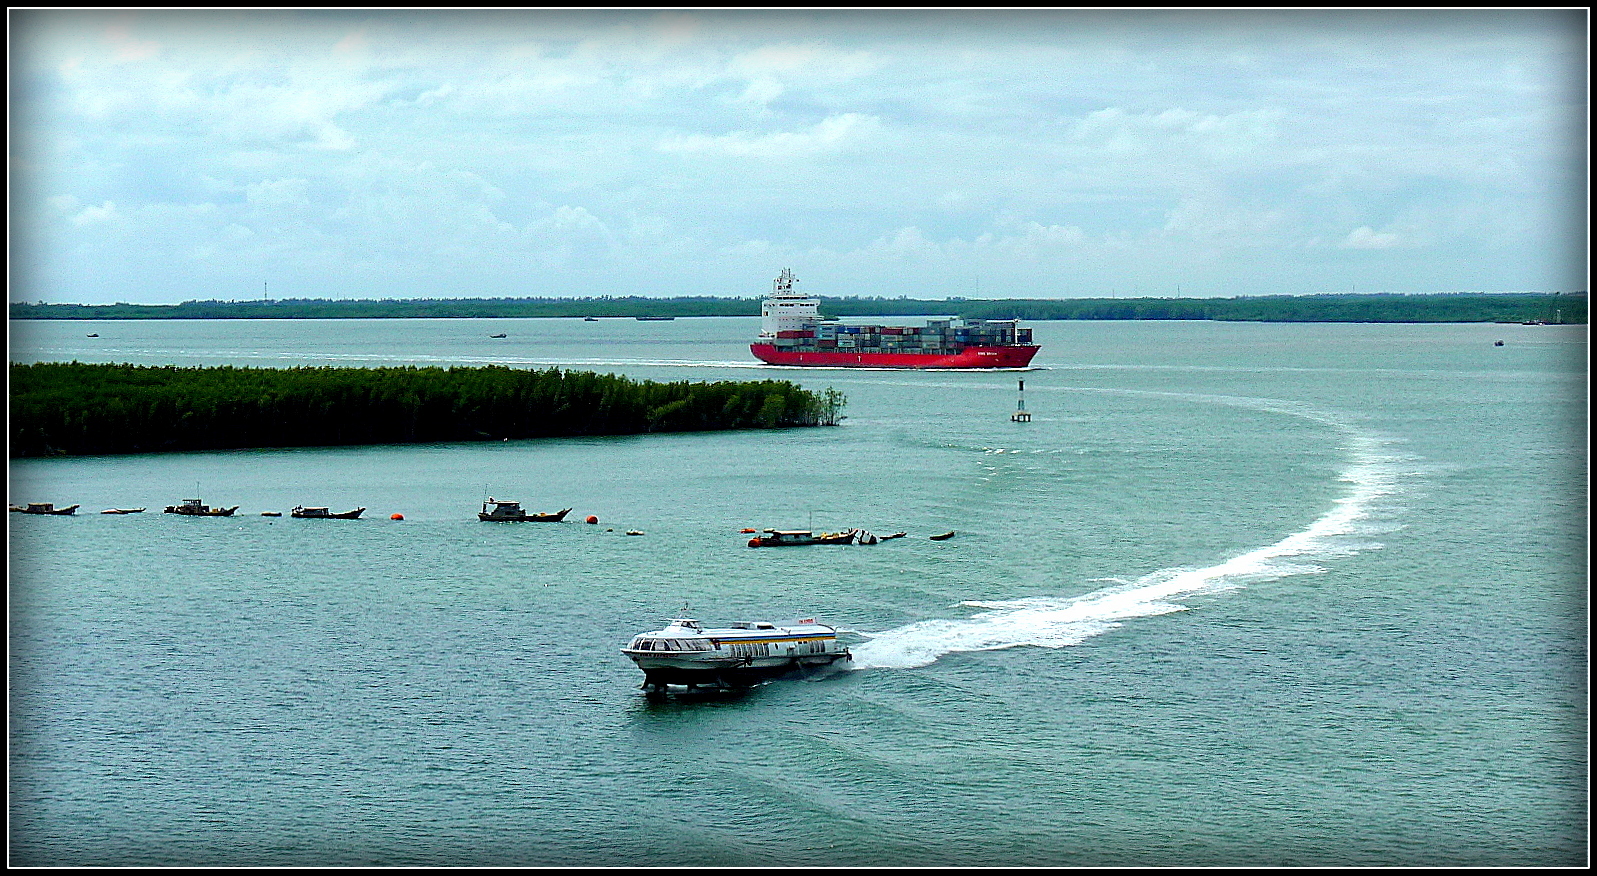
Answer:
[7,292,1585,324]
[9,363,841,458]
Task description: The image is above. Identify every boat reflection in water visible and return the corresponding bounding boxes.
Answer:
[622,617,852,696]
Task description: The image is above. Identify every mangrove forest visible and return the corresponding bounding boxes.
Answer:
[9,363,843,458]
[8,291,1585,324]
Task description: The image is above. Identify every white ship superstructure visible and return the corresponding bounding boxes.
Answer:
[622,617,852,692]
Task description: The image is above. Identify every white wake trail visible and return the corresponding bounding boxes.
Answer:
[849,396,1407,670]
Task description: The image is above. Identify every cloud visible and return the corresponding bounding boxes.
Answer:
[658,112,883,158]
[1340,226,1404,250]
[8,9,1584,301]
[70,201,118,226]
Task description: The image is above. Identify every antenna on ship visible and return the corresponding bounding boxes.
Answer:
[1011,379,1030,422]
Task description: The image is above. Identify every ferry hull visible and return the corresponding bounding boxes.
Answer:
[751,343,1038,369]
[626,652,852,689]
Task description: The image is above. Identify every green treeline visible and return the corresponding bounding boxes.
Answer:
[10,363,839,458]
[7,292,1585,323]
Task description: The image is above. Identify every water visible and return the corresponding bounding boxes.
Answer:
[8,316,1588,865]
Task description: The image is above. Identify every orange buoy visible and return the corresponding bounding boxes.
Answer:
[585,515,599,524]
[390,513,404,520]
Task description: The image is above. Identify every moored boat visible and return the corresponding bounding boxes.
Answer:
[751,269,1040,369]
[100,507,146,514]
[291,505,365,519]
[10,502,79,515]
[622,617,852,693]
[163,498,239,516]
[478,498,572,522]
[747,528,860,547]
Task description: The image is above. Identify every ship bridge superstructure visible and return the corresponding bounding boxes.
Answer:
[759,268,820,340]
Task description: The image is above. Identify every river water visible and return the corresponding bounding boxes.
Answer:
[7,315,1588,866]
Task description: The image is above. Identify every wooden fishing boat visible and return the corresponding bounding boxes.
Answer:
[478,499,571,522]
[291,506,365,519]
[747,528,861,547]
[10,502,79,515]
[929,531,956,541]
[163,498,238,517]
[100,507,146,514]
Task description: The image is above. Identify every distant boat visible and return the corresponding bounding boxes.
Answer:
[635,316,676,321]
[583,316,599,322]
[164,498,238,517]
[100,507,146,514]
[489,333,508,338]
[478,498,571,522]
[86,333,99,338]
[747,528,861,547]
[291,505,365,519]
[929,531,956,541]
[10,502,79,515]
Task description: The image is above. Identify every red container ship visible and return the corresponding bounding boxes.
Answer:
[750,269,1039,369]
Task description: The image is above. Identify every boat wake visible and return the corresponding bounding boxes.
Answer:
[849,394,1410,670]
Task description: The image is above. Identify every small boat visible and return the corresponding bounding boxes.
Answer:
[878,531,907,540]
[261,511,282,517]
[10,502,79,515]
[100,508,146,515]
[1494,339,1505,346]
[747,528,860,547]
[86,333,99,338]
[583,316,599,322]
[489,333,507,338]
[291,505,365,519]
[635,315,676,321]
[478,498,572,522]
[626,529,645,536]
[622,617,853,694]
[929,531,956,541]
[163,498,238,517]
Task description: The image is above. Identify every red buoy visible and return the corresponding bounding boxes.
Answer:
[585,515,599,524]
[390,513,404,520]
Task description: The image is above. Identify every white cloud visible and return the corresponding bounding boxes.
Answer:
[658,112,883,158]
[1341,226,1404,250]
[9,9,1584,301]
[70,201,118,226]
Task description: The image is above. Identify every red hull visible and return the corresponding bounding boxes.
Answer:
[751,344,1038,369]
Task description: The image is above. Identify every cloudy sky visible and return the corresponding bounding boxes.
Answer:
[9,9,1587,304]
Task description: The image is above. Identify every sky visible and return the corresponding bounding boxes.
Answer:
[8,9,1588,304]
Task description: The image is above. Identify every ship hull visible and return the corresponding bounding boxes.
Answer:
[751,343,1038,369]
[628,653,851,689]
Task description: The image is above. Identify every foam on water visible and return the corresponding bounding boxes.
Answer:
[850,393,1409,670]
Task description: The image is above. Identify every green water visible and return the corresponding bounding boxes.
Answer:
[8,316,1587,865]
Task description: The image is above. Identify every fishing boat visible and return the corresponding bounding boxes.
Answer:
[747,528,861,547]
[489,333,507,338]
[929,531,956,541]
[478,499,571,522]
[163,498,239,517]
[291,505,365,519]
[10,502,79,515]
[622,617,853,693]
[751,269,1040,369]
[100,507,146,514]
